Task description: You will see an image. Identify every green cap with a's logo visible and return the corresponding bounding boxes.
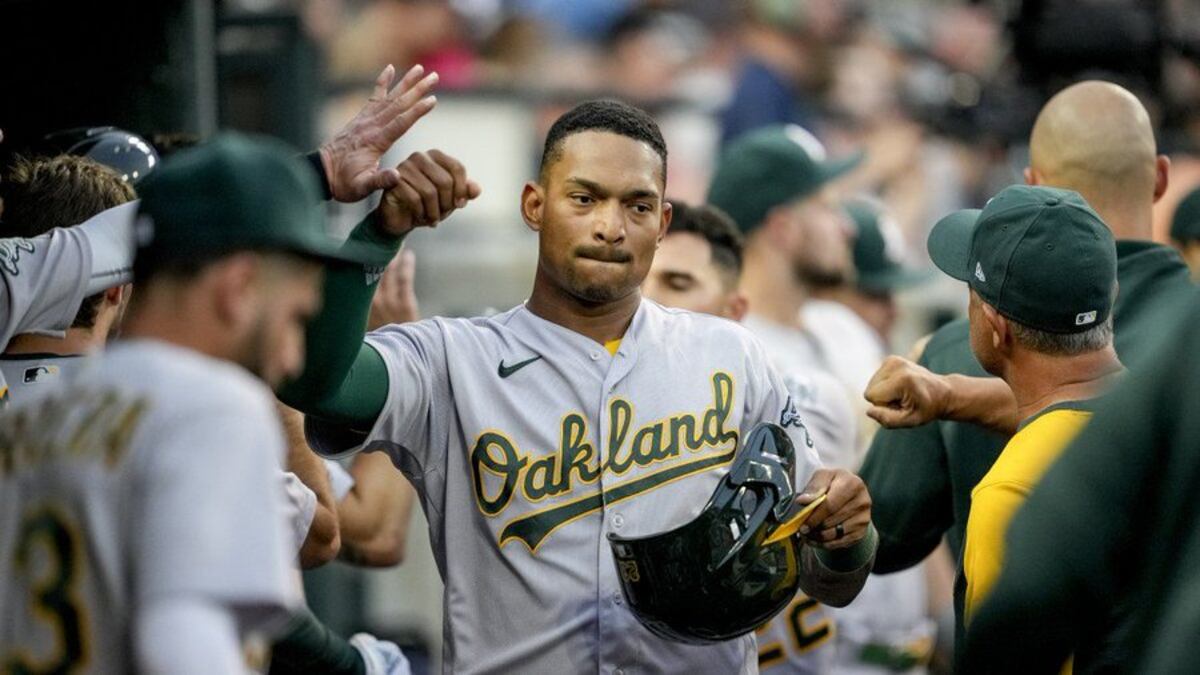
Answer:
[707,124,862,234]
[927,185,1117,333]
[1170,185,1200,243]
[135,133,377,271]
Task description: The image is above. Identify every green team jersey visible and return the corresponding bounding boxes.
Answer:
[962,287,1200,672]
[858,240,1193,659]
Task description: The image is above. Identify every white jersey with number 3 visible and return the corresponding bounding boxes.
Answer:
[0,339,299,673]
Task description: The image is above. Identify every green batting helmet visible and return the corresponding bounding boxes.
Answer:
[608,422,813,644]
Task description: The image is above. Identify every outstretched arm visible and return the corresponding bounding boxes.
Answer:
[278,150,481,429]
[864,356,1020,434]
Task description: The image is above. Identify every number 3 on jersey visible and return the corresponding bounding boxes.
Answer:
[4,508,89,674]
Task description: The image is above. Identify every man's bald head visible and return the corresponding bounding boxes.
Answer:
[1028,81,1165,237]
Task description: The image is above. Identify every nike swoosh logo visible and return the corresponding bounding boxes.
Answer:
[498,355,543,378]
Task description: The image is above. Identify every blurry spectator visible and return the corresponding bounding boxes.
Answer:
[511,0,634,42]
[601,8,708,105]
[803,198,932,397]
[329,0,476,88]
[718,1,846,147]
[1169,185,1200,280]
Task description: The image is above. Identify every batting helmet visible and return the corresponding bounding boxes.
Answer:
[42,126,159,184]
[608,422,819,644]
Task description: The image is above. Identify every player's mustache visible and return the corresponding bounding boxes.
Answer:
[575,245,633,263]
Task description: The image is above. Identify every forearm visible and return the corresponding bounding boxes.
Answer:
[338,454,414,567]
[269,608,366,675]
[277,213,400,425]
[942,375,1019,434]
[281,404,342,568]
[136,598,244,675]
[798,523,878,608]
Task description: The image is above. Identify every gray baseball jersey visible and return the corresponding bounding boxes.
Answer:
[742,312,860,674]
[0,201,138,405]
[0,339,299,672]
[311,299,823,674]
[0,353,89,404]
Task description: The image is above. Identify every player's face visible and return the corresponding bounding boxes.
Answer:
[643,232,735,318]
[243,260,323,388]
[527,131,670,304]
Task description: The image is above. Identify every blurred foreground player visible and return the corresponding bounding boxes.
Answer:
[963,287,1200,673]
[0,135,373,673]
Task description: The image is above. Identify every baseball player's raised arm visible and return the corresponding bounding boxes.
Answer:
[279,150,481,430]
[962,305,1193,671]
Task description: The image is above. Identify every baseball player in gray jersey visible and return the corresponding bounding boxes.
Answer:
[0,135,347,673]
[0,198,137,404]
[287,99,878,674]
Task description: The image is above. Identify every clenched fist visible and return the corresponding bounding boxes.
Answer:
[375,150,482,237]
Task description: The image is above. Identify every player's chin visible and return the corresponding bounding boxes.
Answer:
[568,269,637,303]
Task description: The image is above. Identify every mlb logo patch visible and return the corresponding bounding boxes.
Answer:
[1075,311,1098,326]
[974,262,987,283]
[23,365,60,383]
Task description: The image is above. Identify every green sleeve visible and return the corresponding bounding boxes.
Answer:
[961,299,1194,672]
[269,609,365,675]
[277,214,401,428]
[858,421,952,573]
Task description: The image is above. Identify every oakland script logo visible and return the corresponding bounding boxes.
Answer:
[469,371,739,552]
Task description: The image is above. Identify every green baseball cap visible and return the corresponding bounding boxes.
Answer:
[707,124,863,234]
[135,133,378,270]
[927,185,1117,334]
[1170,185,1200,242]
[845,200,933,294]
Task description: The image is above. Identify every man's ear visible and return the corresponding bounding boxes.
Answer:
[1024,166,1042,186]
[102,283,126,307]
[980,301,1010,353]
[211,253,259,330]
[1153,155,1171,203]
[726,291,749,323]
[521,182,546,233]
[657,200,673,245]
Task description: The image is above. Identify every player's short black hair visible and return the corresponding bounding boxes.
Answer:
[539,99,668,184]
[667,200,744,280]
